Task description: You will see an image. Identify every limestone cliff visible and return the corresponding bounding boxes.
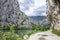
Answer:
[0,0,31,29]
[46,0,60,30]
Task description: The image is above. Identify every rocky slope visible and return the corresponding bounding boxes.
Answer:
[46,0,60,30]
[0,0,31,29]
[29,16,50,26]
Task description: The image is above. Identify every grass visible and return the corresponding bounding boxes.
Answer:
[52,29,60,36]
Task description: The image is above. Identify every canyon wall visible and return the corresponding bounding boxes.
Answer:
[0,0,31,29]
[46,0,60,30]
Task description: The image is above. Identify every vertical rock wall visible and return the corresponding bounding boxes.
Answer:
[46,0,60,30]
[0,0,31,29]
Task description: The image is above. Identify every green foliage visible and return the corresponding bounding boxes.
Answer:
[31,23,50,31]
[0,31,24,40]
[10,25,14,30]
[0,25,24,40]
[8,25,15,33]
[26,30,33,36]
[2,25,29,30]
[0,31,4,40]
[52,29,60,36]
[0,23,51,40]
[26,24,51,37]
[19,27,28,30]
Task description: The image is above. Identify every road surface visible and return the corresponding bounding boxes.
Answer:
[28,31,60,40]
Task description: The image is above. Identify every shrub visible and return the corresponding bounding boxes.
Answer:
[26,30,33,36]
[9,25,14,33]
[31,23,50,31]
[52,29,60,36]
[0,31,24,40]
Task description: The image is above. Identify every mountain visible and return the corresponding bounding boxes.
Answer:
[29,16,50,26]
[0,0,31,29]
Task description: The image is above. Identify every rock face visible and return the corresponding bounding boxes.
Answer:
[29,16,50,26]
[46,0,60,30]
[0,0,31,29]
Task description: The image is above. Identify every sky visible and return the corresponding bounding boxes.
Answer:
[18,0,46,16]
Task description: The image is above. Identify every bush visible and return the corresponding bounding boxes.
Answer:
[52,29,60,36]
[26,30,33,36]
[0,31,24,40]
[31,23,50,31]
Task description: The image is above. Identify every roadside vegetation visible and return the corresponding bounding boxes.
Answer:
[0,31,24,40]
[52,29,60,36]
[26,23,50,37]
[0,23,51,40]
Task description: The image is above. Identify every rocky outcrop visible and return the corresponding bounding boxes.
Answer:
[46,0,60,30]
[0,0,31,29]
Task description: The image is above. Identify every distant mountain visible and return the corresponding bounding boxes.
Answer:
[29,16,50,26]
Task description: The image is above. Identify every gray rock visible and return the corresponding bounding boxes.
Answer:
[0,0,31,29]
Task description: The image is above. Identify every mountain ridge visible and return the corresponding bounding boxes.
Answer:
[29,16,50,26]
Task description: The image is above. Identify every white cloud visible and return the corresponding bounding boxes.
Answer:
[34,0,46,8]
[18,0,46,16]
[42,13,46,16]
[18,0,24,3]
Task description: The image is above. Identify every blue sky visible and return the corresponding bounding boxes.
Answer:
[18,0,46,16]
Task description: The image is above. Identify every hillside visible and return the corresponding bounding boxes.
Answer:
[29,16,50,26]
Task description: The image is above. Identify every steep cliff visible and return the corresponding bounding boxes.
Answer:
[0,0,31,29]
[46,0,60,30]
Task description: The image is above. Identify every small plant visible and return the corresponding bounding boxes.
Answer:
[9,25,14,33]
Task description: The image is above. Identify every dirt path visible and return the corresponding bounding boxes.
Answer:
[28,31,60,40]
